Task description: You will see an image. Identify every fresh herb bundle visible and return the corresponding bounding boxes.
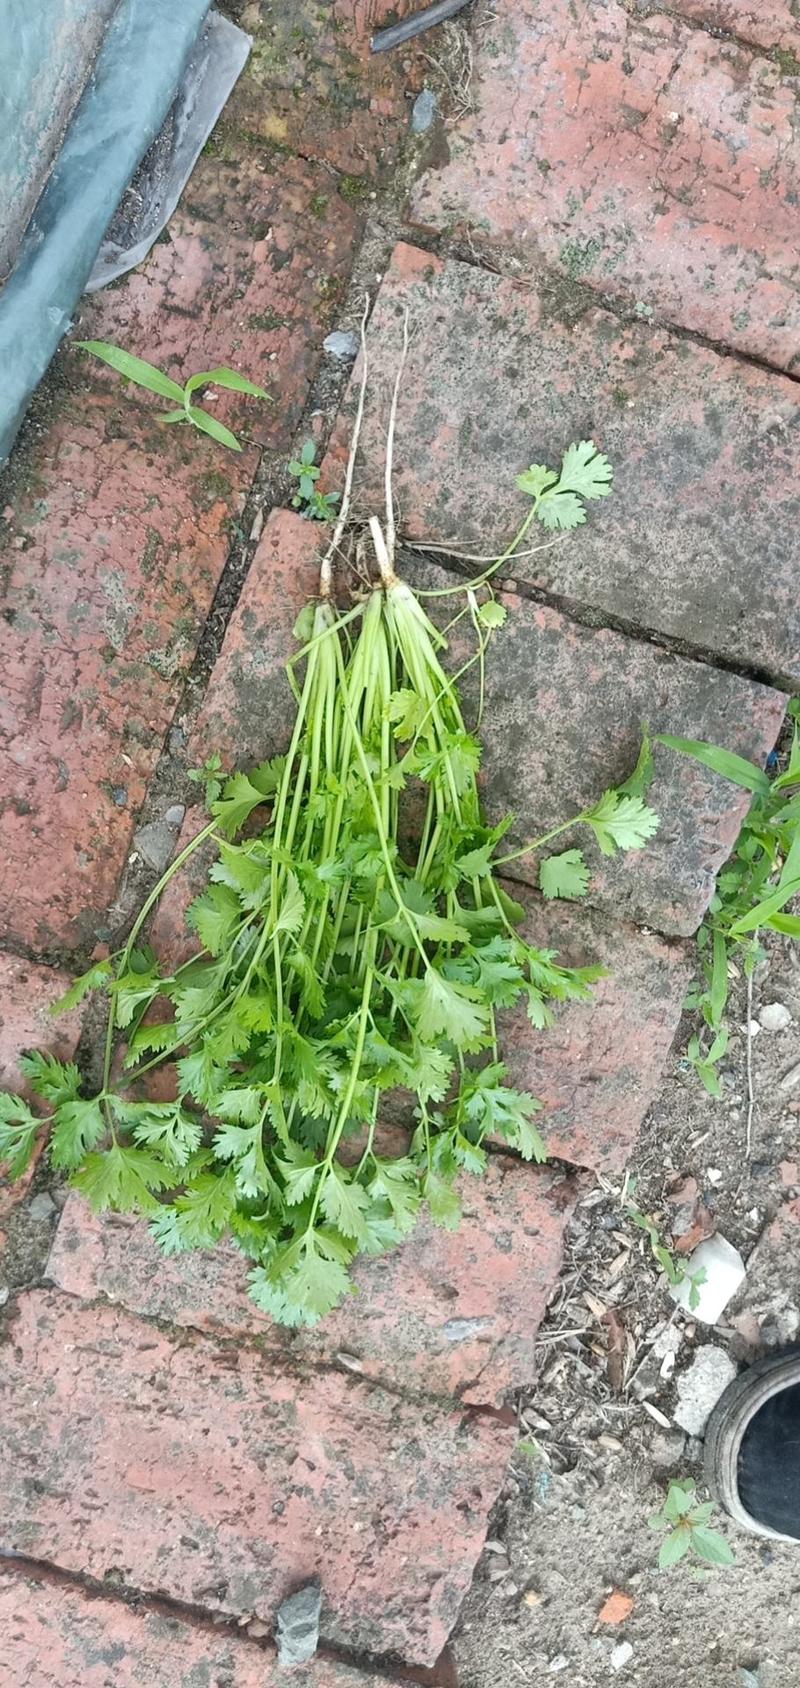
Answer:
[0,338,659,1327]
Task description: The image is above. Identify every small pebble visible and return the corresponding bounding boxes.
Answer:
[649,1427,686,1468]
[0,1286,9,1307]
[28,1191,57,1222]
[759,1002,792,1033]
[611,1641,634,1671]
[411,87,438,133]
[323,329,359,362]
[780,1060,800,1091]
[548,1656,569,1674]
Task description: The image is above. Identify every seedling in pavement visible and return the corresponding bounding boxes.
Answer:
[649,1479,735,1570]
[657,711,800,1094]
[75,339,269,451]
[289,438,341,521]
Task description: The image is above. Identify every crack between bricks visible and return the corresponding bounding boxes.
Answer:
[8,1276,518,1423]
[403,537,795,695]
[0,1549,453,1686]
[623,0,800,67]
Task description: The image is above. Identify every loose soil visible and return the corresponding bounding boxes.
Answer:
[455,935,800,1688]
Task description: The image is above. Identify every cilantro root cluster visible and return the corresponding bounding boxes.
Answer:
[0,441,659,1328]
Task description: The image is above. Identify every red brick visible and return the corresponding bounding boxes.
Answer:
[78,151,359,449]
[0,388,254,952]
[326,243,800,688]
[0,1290,513,1665]
[0,955,83,1226]
[48,1158,577,1407]
[501,890,691,1173]
[227,1,426,177]
[410,0,800,369]
[643,0,800,56]
[0,1570,403,1688]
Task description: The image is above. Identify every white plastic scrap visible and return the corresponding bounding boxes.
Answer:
[669,1234,746,1325]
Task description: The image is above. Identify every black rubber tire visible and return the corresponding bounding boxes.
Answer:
[704,1347,800,1542]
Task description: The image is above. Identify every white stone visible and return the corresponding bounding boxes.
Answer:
[669,1234,746,1325]
[674,1346,738,1435]
[759,1002,792,1032]
[611,1642,634,1672]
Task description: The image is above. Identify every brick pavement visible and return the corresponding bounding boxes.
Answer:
[0,0,794,1680]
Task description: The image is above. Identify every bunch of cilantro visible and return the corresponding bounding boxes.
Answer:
[0,442,658,1327]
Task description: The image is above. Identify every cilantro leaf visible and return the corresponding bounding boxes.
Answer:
[320,1164,370,1240]
[72,1144,172,1214]
[187,883,242,956]
[584,789,660,855]
[50,1096,106,1169]
[212,771,272,837]
[131,1103,203,1167]
[536,489,587,531]
[412,968,491,1052]
[539,848,590,901]
[516,463,559,500]
[477,599,507,630]
[18,1051,82,1106]
[0,1096,41,1179]
[51,959,112,1016]
[556,439,613,501]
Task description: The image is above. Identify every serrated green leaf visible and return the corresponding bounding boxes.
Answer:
[320,1164,370,1240]
[50,1096,106,1169]
[0,1097,41,1179]
[131,1103,203,1167]
[271,872,305,939]
[584,789,660,855]
[187,882,242,956]
[536,489,587,531]
[425,1172,462,1229]
[413,968,490,1051]
[557,438,613,500]
[50,959,112,1015]
[539,848,590,901]
[477,599,507,629]
[72,1144,172,1215]
[516,463,559,500]
[18,1051,82,1106]
[212,771,274,837]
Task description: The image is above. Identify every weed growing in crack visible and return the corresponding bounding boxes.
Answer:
[657,710,800,1100]
[75,339,269,451]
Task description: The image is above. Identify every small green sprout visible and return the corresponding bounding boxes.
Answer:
[74,340,269,451]
[288,438,341,521]
[649,1479,735,1571]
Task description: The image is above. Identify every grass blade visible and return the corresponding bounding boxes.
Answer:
[185,407,243,452]
[655,734,770,796]
[74,340,185,403]
[184,367,270,400]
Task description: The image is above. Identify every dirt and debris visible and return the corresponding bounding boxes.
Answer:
[455,932,800,1688]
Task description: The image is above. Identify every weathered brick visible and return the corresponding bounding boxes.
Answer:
[410,0,800,370]
[502,889,691,1172]
[226,1,426,177]
[326,243,800,688]
[0,954,83,1227]
[79,151,358,449]
[639,0,800,57]
[0,387,254,952]
[0,1570,404,1688]
[48,1157,576,1406]
[0,1290,513,1665]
